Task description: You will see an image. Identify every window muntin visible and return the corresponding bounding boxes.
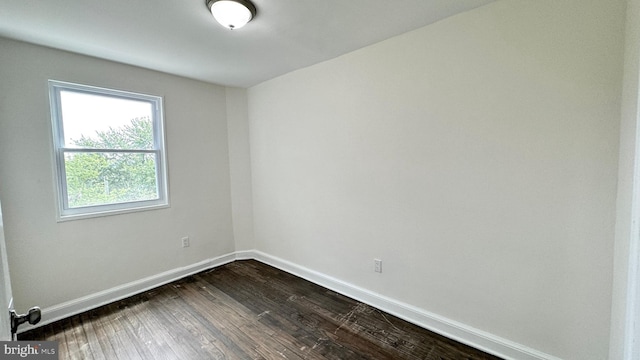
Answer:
[49,81,168,220]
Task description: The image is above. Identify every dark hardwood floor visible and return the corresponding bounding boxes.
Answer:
[20,260,503,360]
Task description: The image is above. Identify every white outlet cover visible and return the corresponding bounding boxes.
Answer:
[374,259,382,273]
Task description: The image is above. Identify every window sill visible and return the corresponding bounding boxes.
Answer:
[57,202,170,222]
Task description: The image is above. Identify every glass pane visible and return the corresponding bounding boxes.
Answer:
[64,152,159,208]
[60,90,154,150]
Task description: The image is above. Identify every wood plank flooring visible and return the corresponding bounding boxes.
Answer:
[20,260,503,360]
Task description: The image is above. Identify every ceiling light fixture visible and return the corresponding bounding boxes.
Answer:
[207,0,256,30]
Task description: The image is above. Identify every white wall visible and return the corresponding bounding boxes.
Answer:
[226,87,255,251]
[0,38,235,312]
[610,0,640,358]
[0,199,13,340]
[248,1,625,359]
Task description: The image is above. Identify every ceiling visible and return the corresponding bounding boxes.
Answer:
[0,0,495,88]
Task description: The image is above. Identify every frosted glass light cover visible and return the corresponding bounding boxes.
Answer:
[210,1,253,29]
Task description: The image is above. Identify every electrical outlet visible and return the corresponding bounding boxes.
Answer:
[374,259,382,273]
[181,236,190,248]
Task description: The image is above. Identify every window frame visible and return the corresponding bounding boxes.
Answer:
[48,80,169,221]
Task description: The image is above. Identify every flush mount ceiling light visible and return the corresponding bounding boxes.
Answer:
[207,0,256,30]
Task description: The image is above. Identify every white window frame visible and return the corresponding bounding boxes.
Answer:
[48,80,169,221]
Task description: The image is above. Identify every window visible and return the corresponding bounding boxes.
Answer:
[48,80,168,220]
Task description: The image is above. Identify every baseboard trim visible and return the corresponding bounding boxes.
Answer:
[18,252,237,334]
[18,249,560,360]
[247,250,561,360]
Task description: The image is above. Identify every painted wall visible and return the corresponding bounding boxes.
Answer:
[610,0,640,358]
[248,1,625,359]
[0,38,235,312]
[226,87,255,251]
[0,199,13,340]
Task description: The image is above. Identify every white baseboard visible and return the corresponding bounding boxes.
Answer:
[234,249,256,260]
[18,249,560,360]
[246,250,562,360]
[17,252,237,334]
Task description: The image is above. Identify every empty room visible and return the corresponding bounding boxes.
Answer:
[0,0,638,359]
